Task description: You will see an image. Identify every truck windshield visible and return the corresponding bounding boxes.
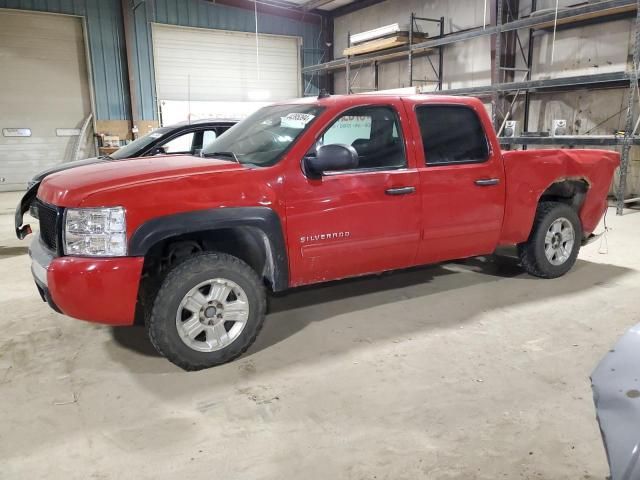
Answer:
[201,104,324,166]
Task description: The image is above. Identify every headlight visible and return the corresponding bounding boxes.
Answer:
[63,207,127,256]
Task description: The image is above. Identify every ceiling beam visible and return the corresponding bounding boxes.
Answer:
[330,0,386,17]
[206,0,322,23]
[257,0,306,9]
[301,0,335,10]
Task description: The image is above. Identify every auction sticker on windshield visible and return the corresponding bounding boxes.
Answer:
[281,113,315,129]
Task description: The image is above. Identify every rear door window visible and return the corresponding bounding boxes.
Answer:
[416,105,489,166]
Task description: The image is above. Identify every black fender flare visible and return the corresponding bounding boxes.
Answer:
[128,207,289,291]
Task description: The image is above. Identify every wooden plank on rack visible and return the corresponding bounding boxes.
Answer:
[343,33,427,56]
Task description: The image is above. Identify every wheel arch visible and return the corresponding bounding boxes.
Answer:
[538,178,590,212]
[500,177,591,246]
[129,207,289,292]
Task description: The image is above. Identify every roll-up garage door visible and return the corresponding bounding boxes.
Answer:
[152,24,301,123]
[0,10,93,191]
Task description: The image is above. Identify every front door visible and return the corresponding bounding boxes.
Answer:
[285,102,421,287]
[408,102,506,264]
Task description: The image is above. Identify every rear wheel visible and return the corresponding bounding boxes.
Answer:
[147,252,266,371]
[518,201,582,279]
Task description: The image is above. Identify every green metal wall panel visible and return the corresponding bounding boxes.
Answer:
[0,0,323,121]
[0,0,130,120]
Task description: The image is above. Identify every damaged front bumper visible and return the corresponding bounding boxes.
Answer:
[29,237,62,313]
[14,182,39,239]
[29,235,145,326]
[592,323,640,480]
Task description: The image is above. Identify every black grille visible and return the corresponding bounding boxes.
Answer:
[35,200,60,251]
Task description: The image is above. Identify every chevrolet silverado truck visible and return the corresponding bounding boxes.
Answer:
[15,94,619,371]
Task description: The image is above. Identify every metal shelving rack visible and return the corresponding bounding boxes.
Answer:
[340,14,444,93]
[303,0,638,76]
[617,0,640,213]
[500,135,640,146]
[302,0,640,214]
[408,14,445,90]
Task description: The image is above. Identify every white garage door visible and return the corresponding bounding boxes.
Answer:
[152,24,301,123]
[0,10,93,191]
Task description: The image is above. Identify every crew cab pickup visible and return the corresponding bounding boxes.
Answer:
[15,94,619,370]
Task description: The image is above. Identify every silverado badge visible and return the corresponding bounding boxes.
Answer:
[300,232,351,243]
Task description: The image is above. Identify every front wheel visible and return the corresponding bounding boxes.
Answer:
[518,201,583,279]
[147,252,266,371]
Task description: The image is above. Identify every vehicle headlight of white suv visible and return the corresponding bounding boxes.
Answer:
[63,207,127,256]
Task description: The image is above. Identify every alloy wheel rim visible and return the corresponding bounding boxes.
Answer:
[175,278,249,352]
[544,217,575,266]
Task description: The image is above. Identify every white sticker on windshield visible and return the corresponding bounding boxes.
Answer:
[281,113,315,129]
[149,132,163,139]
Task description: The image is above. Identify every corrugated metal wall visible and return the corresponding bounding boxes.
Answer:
[0,0,129,121]
[133,0,322,120]
[0,0,322,121]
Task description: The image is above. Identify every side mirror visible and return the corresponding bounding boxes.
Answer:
[303,144,358,179]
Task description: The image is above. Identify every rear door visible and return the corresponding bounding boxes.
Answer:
[407,101,506,264]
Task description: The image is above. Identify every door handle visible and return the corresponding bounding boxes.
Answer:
[385,186,416,196]
[474,178,500,187]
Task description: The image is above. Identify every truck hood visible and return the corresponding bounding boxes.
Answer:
[38,155,246,207]
[29,156,111,187]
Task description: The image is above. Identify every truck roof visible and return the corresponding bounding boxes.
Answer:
[169,118,240,127]
[284,93,484,108]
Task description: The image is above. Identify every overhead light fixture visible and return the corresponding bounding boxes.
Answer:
[351,23,407,45]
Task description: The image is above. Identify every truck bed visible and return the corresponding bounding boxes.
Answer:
[499,148,620,244]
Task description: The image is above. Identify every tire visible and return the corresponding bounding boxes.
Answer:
[517,201,583,279]
[147,252,266,371]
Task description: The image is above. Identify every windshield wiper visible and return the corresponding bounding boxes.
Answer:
[203,151,239,163]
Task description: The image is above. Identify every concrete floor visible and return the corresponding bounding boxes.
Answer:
[1,191,638,479]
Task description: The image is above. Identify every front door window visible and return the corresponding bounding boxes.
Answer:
[314,106,406,171]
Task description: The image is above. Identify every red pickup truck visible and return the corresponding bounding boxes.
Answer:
[16,94,619,370]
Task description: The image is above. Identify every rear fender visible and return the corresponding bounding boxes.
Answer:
[499,149,619,245]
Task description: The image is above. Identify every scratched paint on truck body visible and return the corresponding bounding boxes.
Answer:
[500,149,619,245]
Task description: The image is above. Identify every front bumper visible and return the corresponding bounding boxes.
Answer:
[15,182,39,239]
[30,237,61,313]
[29,238,144,326]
